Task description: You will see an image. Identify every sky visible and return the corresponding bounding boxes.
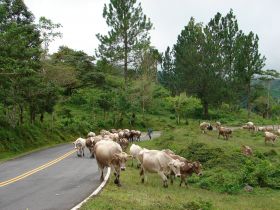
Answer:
[24,0,280,70]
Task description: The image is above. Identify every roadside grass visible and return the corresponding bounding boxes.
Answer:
[81,120,280,210]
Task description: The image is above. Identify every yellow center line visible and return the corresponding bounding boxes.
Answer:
[0,149,76,188]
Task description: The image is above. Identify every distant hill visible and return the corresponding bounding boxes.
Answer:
[270,79,280,99]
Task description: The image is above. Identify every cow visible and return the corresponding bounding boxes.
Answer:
[200,122,212,133]
[241,145,253,156]
[73,138,86,157]
[138,149,185,188]
[171,160,202,187]
[217,125,232,140]
[129,144,143,168]
[165,153,202,187]
[94,140,131,186]
[264,131,278,145]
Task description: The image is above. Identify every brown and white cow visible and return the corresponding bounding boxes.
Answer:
[165,153,202,186]
[139,149,185,188]
[94,140,131,186]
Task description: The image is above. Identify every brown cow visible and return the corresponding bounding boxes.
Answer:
[241,145,253,156]
[166,153,202,186]
[217,126,232,140]
[94,140,131,186]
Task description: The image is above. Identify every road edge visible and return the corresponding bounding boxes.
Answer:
[70,167,111,210]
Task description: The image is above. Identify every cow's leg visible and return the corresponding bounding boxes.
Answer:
[131,158,134,167]
[158,171,168,188]
[112,166,121,186]
[82,148,85,157]
[140,167,145,183]
[100,169,104,182]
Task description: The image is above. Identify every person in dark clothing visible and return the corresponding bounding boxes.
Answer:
[147,128,153,140]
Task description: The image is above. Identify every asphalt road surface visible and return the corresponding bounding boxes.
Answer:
[0,132,161,210]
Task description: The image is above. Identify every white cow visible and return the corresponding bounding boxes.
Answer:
[94,140,131,186]
[139,149,185,187]
[129,144,143,167]
[73,137,86,157]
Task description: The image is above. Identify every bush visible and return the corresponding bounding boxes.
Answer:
[182,199,213,210]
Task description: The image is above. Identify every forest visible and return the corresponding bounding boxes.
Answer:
[0,0,279,157]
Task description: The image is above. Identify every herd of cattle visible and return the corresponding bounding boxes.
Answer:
[200,121,280,155]
[73,128,202,187]
[72,122,279,188]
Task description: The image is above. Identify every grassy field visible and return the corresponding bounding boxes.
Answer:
[81,121,280,210]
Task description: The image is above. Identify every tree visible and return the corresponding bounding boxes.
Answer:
[0,0,41,125]
[96,0,153,83]
[173,17,224,118]
[37,16,62,58]
[167,93,201,124]
[159,47,178,96]
[234,32,266,119]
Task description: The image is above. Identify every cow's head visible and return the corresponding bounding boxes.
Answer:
[207,125,213,131]
[112,152,132,171]
[192,161,202,176]
[168,159,185,177]
[75,142,83,157]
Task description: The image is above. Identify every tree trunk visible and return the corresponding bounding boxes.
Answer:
[40,113,44,123]
[124,31,128,85]
[203,101,209,119]
[247,83,251,120]
[19,105,23,125]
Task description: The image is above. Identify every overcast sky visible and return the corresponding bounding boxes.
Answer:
[24,0,280,70]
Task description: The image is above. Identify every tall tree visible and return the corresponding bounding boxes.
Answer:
[159,47,179,96]
[96,0,153,83]
[0,0,41,125]
[37,16,62,58]
[234,32,266,119]
[173,17,224,118]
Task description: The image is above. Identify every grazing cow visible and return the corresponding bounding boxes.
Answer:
[129,144,143,167]
[264,131,278,145]
[171,160,202,187]
[241,145,253,156]
[200,122,212,133]
[243,122,256,132]
[94,140,131,186]
[217,126,232,140]
[73,138,86,157]
[139,149,185,188]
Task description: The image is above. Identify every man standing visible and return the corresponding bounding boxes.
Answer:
[147,128,153,140]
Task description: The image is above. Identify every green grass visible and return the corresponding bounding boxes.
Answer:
[81,121,280,210]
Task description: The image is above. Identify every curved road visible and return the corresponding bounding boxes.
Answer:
[0,132,161,210]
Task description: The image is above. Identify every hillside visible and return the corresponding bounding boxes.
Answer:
[81,122,280,210]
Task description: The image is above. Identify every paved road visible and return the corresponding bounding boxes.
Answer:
[0,132,161,210]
